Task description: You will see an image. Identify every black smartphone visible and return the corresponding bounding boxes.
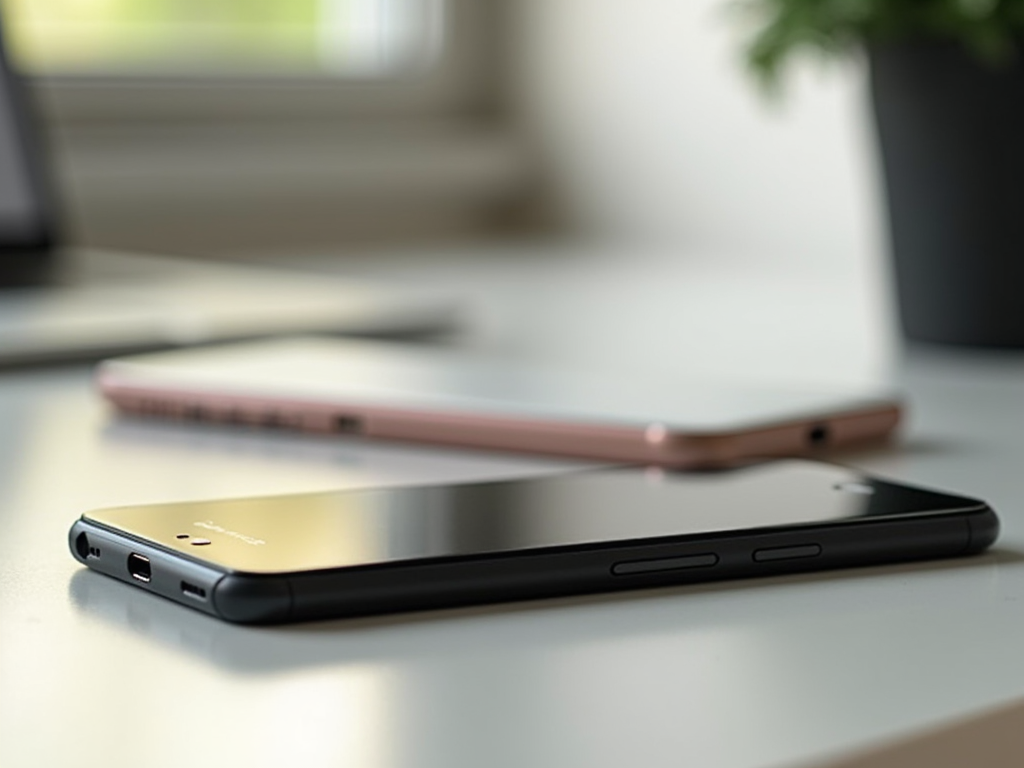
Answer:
[68,460,999,624]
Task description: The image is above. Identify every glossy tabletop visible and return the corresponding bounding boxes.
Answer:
[2,245,1023,768]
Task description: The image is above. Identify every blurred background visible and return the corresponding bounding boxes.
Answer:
[1,0,895,385]
[5,0,881,265]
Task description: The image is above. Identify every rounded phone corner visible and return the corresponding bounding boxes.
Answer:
[212,573,292,624]
[68,518,91,565]
[967,506,1000,554]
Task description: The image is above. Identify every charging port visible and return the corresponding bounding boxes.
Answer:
[808,424,830,448]
[180,581,207,601]
[127,553,152,583]
[334,415,363,434]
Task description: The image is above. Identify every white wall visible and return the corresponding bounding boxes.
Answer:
[511,0,887,274]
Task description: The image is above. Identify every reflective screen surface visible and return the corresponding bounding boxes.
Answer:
[84,461,981,574]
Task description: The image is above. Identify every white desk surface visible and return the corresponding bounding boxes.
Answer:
[2,244,1023,768]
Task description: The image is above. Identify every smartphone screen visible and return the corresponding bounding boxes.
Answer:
[81,461,979,575]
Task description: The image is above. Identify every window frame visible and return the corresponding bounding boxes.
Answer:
[29,0,503,127]
[23,0,525,254]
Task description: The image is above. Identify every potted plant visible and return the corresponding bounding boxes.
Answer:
[741,0,1024,347]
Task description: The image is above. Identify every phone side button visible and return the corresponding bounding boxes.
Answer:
[612,553,718,576]
[752,544,822,563]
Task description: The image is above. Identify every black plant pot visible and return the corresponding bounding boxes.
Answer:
[869,41,1024,347]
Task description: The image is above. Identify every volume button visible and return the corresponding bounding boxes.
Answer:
[612,553,718,576]
[752,544,822,563]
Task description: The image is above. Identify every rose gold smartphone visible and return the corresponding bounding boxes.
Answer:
[96,337,902,468]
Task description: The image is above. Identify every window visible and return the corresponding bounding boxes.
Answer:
[0,1,527,254]
[6,0,485,122]
[7,0,443,78]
